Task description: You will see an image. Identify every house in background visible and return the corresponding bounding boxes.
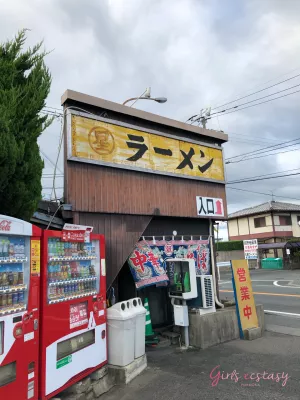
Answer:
[228,201,300,258]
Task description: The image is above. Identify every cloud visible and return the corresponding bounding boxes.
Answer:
[0,0,299,209]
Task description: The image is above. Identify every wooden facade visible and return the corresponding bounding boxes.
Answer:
[73,212,151,290]
[62,90,228,288]
[66,162,227,218]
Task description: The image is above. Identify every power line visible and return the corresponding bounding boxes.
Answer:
[42,173,64,177]
[225,137,300,161]
[227,171,300,185]
[227,131,282,142]
[226,146,300,164]
[226,186,300,203]
[211,72,300,111]
[43,187,64,190]
[44,106,62,112]
[229,167,300,182]
[226,136,285,147]
[187,70,300,124]
[40,149,64,175]
[227,167,300,184]
[210,88,300,120]
[210,82,300,117]
[227,147,300,164]
[210,65,300,111]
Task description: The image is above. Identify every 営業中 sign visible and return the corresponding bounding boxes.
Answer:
[196,196,224,217]
[68,114,225,183]
[243,239,258,260]
[232,259,258,338]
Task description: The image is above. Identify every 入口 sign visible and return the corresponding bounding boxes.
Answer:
[243,239,258,260]
[68,114,225,183]
[196,196,224,217]
[232,259,258,337]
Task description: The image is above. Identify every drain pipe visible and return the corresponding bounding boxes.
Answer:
[182,299,189,348]
[209,219,224,309]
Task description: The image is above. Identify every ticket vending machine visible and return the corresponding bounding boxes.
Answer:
[39,227,107,399]
[166,259,197,348]
[166,258,197,300]
[0,215,42,400]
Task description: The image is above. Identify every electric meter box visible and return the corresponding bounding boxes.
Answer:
[166,258,197,300]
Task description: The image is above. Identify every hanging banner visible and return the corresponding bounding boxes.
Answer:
[232,259,258,338]
[128,239,210,289]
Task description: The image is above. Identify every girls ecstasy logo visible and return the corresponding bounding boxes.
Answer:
[210,365,289,387]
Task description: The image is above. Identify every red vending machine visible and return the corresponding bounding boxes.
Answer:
[0,215,41,399]
[39,225,107,399]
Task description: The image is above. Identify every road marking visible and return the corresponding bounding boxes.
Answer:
[264,309,300,318]
[220,290,300,298]
[273,280,300,289]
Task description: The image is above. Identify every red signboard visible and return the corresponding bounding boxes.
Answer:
[70,302,88,329]
[0,220,12,232]
[62,230,86,242]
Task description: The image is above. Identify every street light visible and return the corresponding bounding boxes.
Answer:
[122,87,167,107]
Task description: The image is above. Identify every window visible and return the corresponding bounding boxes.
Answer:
[0,362,16,387]
[297,216,300,224]
[57,329,95,361]
[254,217,266,228]
[279,216,292,226]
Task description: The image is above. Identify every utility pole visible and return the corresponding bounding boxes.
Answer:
[199,107,211,128]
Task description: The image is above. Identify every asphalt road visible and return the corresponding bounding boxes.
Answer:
[219,269,300,336]
[102,332,300,400]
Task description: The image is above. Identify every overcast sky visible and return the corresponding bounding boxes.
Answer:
[1,0,300,215]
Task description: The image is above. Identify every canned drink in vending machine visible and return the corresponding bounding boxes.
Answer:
[7,293,13,306]
[1,293,7,308]
[13,272,18,286]
[8,271,14,286]
[18,271,24,285]
[18,291,24,305]
[12,292,18,306]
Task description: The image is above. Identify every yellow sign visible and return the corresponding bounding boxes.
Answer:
[31,240,40,275]
[232,260,258,332]
[70,115,225,182]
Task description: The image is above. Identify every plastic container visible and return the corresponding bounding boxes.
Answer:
[261,258,283,270]
[130,297,146,358]
[107,300,135,366]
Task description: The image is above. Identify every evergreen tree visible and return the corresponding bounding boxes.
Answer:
[0,30,52,220]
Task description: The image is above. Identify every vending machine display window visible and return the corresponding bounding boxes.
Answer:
[47,238,100,304]
[0,361,16,388]
[57,330,95,361]
[0,236,30,315]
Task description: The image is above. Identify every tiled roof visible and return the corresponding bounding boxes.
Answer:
[228,201,300,220]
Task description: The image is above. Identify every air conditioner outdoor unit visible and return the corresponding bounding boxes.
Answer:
[200,275,216,313]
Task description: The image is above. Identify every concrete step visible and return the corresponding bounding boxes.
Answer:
[161,330,181,345]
